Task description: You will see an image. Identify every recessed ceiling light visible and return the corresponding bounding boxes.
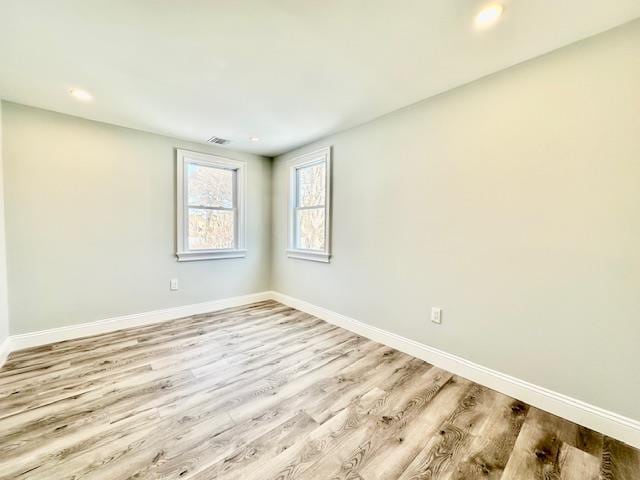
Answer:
[250,137,260,142]
[68,88,93,102]
[474,4,504,30]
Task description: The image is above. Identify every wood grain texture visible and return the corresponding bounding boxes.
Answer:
[0,300,637,479]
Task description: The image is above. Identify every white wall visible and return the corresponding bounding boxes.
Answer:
[2,102,272,334]
[0,102,9,345]
[272,20,640,421]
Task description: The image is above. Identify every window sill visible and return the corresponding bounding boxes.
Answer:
[177,249,247,262]
[286,249,331,263]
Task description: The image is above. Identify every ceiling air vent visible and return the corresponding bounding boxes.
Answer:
[207,136,230,145]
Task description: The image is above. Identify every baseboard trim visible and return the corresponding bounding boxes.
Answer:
[6,291,272,354]
[270,291,640,449]
[2,289,638,448]
[0,337,10,369]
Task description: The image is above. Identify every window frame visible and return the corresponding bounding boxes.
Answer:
[286,146,332,263]
[176,149,247,261]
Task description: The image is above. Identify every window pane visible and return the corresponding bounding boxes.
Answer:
[188,208,235,250]
[296,207,325,250]
[188,163,234,208]
[297,162,325,207]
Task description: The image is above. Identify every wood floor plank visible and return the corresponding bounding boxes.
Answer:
[94,340,380,480]
[0,301,637,480]
[500,407,602,480]
[447,394,529,479]
[166,411,321,480]
[601,436,640,480]
[183,349,416,480]
[355,376,475,480]
[241,386,389,480]
[2,334,372,479]
[293,365,454,480]
[0,319,348,434]
[394,383,500,480]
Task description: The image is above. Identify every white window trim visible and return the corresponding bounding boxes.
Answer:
[286,146,332,263]
[176,149,247,261]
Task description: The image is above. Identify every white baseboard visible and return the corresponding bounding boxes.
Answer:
[0,336,10,368]
[270,291,640,449]
[6,291,272,354]
[1,289,638,448]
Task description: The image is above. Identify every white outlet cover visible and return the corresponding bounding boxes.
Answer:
[431,307,442,324]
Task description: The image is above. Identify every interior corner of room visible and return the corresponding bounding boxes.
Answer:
[1,3,639,478]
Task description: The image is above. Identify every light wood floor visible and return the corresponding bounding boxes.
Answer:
[1,301,638,479]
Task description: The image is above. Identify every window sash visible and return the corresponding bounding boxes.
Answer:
[186,163,237,209]
[294,205,325,251]
[187,208,236,251]
[295,160,325,209]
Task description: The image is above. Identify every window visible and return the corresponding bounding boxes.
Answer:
[287,147,331,262]
[176,149,246,261]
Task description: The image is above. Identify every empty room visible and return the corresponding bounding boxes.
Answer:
[1,1,639,479]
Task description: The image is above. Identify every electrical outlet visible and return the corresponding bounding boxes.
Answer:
[170,278,179,291]
[431,307,442,324]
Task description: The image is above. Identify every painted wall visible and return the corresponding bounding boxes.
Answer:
[2,102,272,334]
[272,20,640,420]
[0,102,9,345]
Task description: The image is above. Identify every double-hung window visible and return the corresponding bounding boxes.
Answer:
[287,147,331,262]
[176,149,246,261]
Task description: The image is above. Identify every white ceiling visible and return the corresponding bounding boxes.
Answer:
[1,1,639,157]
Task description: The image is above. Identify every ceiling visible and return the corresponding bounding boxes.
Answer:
[1,1,639,157]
